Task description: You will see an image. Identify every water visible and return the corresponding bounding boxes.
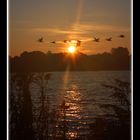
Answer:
[30,71,130,139]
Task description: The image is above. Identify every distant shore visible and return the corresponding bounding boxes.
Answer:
[10,47,131,72]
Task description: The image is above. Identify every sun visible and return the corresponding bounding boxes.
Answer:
[68,46,76,54]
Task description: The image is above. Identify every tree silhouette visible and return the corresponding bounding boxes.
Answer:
[87,79,131,140]
[10,47,131,72]
[31,73,51,140]
[10,73,35,140]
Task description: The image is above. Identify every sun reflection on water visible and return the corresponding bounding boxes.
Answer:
[67,132,78,139]
[61,85,83,139]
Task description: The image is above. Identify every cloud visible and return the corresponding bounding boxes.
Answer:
[71,23,130,33]
[33,28,82,34]
[32,22,130,36]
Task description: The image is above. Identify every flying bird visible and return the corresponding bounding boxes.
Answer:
[38,37,44,43]
[119,34,125,38]
[77,40,82,46]
[51,41,56,44]
[93,37,100,42]
[106,37,112,41]
[63,40,68,43]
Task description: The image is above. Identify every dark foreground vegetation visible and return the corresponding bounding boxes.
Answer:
[10,47,130,72]
[9,72,131,140]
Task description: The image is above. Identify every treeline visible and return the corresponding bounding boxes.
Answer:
[10,47,131,72]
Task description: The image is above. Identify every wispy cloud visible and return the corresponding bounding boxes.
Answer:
[71,23,130,33]
[34,28,83,34]
[32,22,130,36]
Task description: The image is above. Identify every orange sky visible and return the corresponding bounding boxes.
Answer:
[10,0,131,56]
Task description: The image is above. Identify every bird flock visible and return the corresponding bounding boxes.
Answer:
[37,34,125,47]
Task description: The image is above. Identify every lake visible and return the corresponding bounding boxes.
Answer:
[30,71,131,139]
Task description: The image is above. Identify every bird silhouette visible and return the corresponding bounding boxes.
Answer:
[93,37,100,42]
[119,34,125,38]
[63,40,68,43]
[38,37,43,43]
[77,40,81,46]
[106,37,112,41]
[51,41,56,44]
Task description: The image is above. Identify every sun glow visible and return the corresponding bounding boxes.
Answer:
[68,46,76,53]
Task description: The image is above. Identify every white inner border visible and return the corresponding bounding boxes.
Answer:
[131,0,133,140]
[7,0,9,139]
[7,0,133,139]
